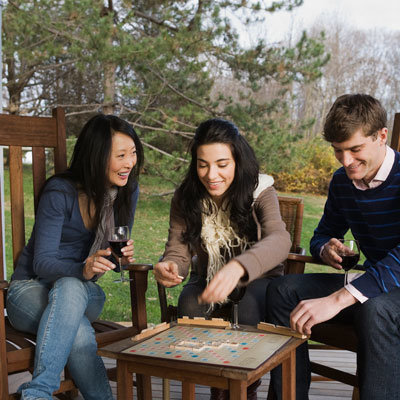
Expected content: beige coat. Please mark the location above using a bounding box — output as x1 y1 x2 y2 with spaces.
162 185 291 284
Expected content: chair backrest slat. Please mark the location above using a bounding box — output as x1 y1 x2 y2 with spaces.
9 146 25 267
32 147 47 214
52 108 67 173
390 113 400 152
0 195 4 281
278 196 304 252
0 108 67 274
0 115 58 147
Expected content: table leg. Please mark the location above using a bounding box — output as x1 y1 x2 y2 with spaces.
182 381 195 399
282 349 296 400
136 373 152 400
117 360 133 400
229 379 247 399
162 378 171 400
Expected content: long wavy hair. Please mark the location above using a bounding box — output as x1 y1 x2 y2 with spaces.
178 118 259 246
56 114 144 228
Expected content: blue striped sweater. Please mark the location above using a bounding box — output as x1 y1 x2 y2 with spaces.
310 151 400 298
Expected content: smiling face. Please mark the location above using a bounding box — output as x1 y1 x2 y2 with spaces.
332 128 387 184
196 143 236 206
107 132 137 187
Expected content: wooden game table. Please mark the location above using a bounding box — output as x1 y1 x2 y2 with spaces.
98 320 306 400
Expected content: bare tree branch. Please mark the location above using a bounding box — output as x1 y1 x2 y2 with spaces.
133 9 178 32
131 121 194 139
140 140 189 163
187 0 203 31
147 107 197 130
147 66 219 116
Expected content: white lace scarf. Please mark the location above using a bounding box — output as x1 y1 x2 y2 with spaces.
201 199 251 289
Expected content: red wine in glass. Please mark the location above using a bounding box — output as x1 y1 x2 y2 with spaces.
340 254 360 271
109 226 131 283
228 285 246 329
338 239 360 286
108 239 128 258
228 286 246 302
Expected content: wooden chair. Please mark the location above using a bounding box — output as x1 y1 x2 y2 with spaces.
279 112 400 400
0 108 153 399
156 195 304 400
157 195 305 323
283 252 360 398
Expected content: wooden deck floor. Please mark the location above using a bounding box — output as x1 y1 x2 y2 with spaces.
9 349 356 399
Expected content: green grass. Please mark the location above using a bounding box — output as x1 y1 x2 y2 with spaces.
99 188 329 324
3 170 333 325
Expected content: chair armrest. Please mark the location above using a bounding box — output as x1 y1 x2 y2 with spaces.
96 325 138 347
286 253 365 268
124 263 153 272
294 246 307 256
124 263 153 331
0 281 8 311
0 280 9 290
285 253 326 274
287 253 316 263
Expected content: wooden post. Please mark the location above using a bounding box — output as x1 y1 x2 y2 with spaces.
182 382 195 400
282 349 296 400
229 379 247 399
116 360 133 400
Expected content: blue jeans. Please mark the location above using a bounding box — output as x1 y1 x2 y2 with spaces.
6 277 113 400
266 273 400 400
178 272 272 325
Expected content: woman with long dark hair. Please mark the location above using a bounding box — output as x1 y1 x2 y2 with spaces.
154 118 291 400
6 114 143 400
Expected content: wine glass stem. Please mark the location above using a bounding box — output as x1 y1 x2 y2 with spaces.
344 271 348 286
232 302 239 329
119 258 124 281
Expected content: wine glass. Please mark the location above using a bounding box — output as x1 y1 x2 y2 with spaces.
109 226 131 283
228 285 246 330
338 239 360 286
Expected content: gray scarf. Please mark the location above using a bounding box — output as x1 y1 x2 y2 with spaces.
88 188 118 257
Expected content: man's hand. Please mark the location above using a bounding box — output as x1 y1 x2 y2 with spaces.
290 288 358 335
321 238 349 270
154 260 183 287
199 260 246 304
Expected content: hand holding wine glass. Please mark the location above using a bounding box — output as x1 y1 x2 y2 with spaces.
338 239 360 286
109 225 131 283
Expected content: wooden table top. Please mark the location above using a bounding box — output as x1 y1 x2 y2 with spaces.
98 325 306 382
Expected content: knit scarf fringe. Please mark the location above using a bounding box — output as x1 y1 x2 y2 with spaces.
201 199 252 307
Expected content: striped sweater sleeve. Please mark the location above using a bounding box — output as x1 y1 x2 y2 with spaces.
313 156 400 298
351 246 400 297
310 179 349 260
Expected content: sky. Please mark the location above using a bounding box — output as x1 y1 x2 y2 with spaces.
239 0 400 44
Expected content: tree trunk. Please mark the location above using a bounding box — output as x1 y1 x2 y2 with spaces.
102 0 116 115
103 62 116 115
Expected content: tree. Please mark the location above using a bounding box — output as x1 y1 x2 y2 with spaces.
291 15 400 136
3 0 328 183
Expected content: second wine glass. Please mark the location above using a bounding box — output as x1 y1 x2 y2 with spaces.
228 285 246 330
338 239 360 286
109 226 131 283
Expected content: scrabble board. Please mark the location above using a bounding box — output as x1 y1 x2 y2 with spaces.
123 324 291 370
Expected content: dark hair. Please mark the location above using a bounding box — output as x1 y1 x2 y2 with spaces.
177 118 259 245
323 94 387 143
59 114 144 228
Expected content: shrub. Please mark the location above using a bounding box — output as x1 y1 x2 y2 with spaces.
272 137 338 194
